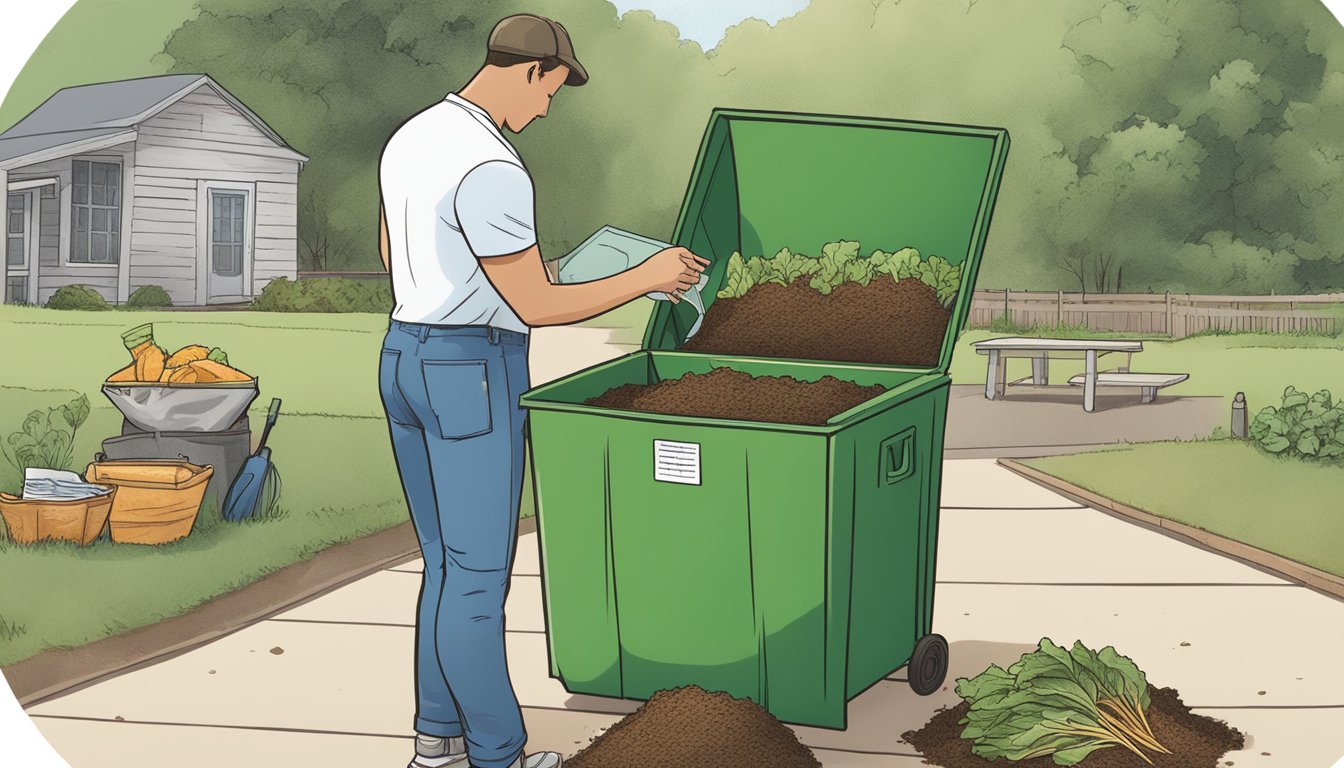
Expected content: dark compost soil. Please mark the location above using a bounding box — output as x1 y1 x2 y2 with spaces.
682 275 951 367
902 686 1245 768
566 685 822 768
584 367 886 425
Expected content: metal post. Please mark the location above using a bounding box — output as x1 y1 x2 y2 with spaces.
1231 392 1248 439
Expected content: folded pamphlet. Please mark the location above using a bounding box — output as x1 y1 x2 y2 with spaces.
22 468 111 502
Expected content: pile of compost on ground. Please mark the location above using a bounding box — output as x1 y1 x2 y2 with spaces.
566 685 822 768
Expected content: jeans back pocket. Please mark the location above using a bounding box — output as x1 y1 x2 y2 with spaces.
421 359 493 440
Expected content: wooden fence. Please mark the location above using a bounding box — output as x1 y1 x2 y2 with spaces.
969 290 1344 338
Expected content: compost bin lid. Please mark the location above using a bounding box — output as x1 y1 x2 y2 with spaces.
644 109 1010 374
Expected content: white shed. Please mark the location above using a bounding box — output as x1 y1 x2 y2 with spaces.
0 74 307 306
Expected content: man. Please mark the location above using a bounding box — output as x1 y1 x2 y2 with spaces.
377 14 708 768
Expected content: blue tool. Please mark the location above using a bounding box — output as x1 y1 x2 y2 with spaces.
220 398 281 522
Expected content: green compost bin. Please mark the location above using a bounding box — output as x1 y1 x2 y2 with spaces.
520 109 1009 729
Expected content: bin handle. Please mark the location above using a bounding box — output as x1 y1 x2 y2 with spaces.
880 428 916 486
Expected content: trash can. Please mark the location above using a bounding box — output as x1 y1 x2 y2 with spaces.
98 414 251 518
520 109 1009 728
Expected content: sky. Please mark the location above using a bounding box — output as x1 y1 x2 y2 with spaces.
613 0 812 49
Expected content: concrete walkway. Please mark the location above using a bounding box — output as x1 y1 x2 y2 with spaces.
22 460 1344 767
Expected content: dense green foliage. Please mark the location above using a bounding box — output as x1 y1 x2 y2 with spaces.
251 276 392 313
126 284 174 308
45 284 111 311
956 638 1166 765
718 242 962 307
1250 386 1344 460
5 0 1340 292
1 395 90 477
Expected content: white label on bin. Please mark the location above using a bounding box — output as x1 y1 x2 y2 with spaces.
654 440 701 485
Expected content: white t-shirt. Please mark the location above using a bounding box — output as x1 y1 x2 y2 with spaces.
380 93 535 333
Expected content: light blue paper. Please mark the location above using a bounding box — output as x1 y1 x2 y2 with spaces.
555 226 708 338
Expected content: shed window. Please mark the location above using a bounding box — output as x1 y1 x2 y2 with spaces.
6 193 23 267
70 159 121 264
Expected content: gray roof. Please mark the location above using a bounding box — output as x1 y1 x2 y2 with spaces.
2 74 206 139
0 74 303 169
0 128 134 165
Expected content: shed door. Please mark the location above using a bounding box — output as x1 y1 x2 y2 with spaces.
208 190 248 302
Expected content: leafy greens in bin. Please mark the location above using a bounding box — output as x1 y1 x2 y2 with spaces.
955 638 1170 766
716 241 963 307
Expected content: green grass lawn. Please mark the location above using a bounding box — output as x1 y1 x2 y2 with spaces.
955 327 1343 581
1022 440 1344 579
4 304 1339 666
0 306 534 666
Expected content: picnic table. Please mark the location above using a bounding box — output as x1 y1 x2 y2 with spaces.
973 337 1147 412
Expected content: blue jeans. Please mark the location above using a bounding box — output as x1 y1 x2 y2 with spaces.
379 319 530 768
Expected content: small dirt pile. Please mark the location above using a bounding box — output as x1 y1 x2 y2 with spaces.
902 686 1244 768
566 685 821 768
585 368 886 425
683 275 950 366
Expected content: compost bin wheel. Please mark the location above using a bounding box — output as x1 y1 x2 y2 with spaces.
908 633 949 696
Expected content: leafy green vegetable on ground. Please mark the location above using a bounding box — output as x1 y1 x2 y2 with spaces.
1 395 90 477
716 241 962 306
1250 386 1344 460
956 638 1169 766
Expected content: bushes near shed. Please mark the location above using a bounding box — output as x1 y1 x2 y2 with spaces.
46 285 112 311
126 285 174 308
252 276 392 313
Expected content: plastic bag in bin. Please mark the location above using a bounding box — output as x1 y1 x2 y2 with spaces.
103 381 258 433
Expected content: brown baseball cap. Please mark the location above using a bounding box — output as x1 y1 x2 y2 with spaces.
488 14 589 87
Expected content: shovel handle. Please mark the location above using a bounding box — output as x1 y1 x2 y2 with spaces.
255 398 281 454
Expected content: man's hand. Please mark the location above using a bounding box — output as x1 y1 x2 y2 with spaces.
478 244 710 327
639 247 710 303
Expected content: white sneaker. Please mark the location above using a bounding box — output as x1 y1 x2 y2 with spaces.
498 752 562 768
409 734 468 768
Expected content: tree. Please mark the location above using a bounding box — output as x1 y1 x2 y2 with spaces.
148 0 1343 292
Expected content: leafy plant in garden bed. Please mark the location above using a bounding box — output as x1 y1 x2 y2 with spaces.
1 395 91 480
1250 386 1344 460
717 240 962 308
